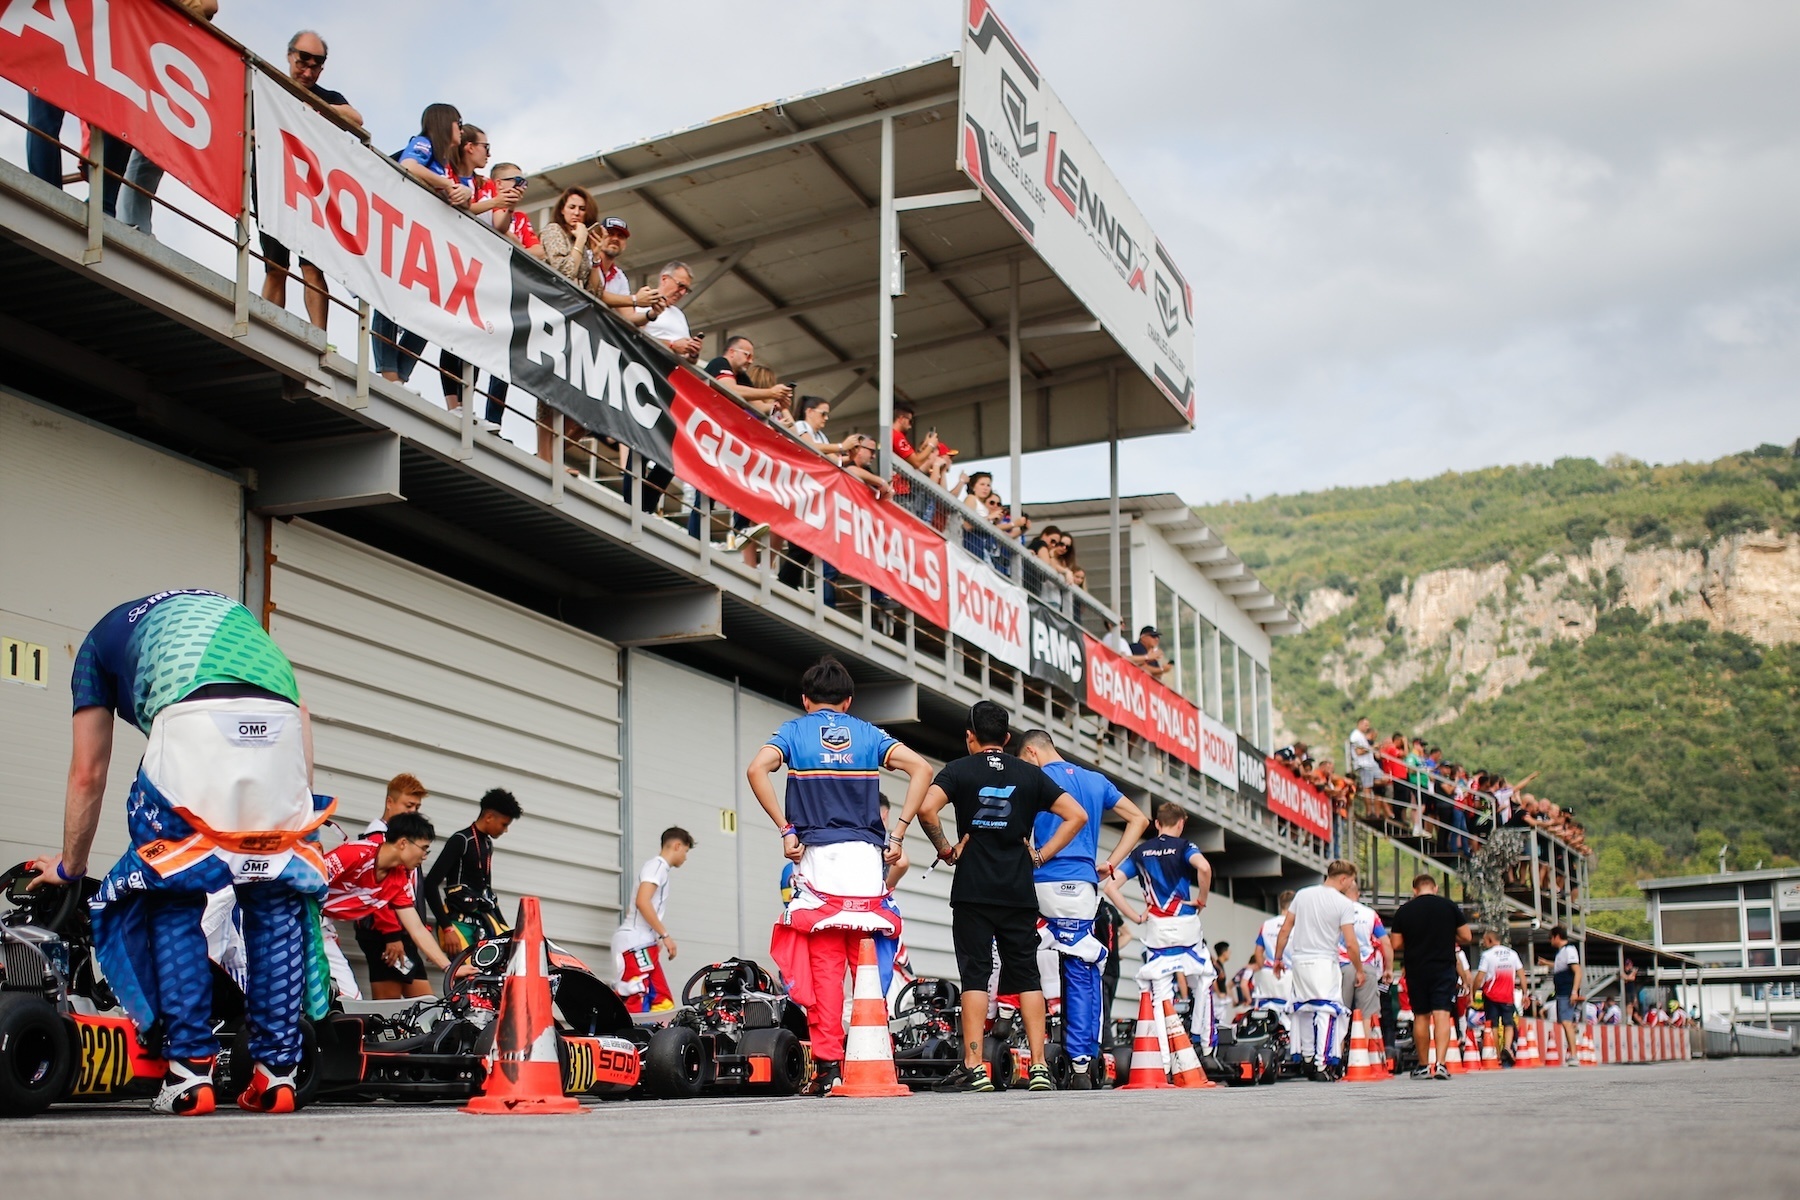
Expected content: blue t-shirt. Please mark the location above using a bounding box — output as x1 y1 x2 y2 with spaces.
764 710 899 848
71 591 299 733
1119 834 1204 918
1032 760 1121 884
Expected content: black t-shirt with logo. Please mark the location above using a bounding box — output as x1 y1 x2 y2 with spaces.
934 749 1066 909
1389 892 1468 980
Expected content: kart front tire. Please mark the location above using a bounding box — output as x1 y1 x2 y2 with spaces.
643 1025 703 1099
0 994 75 1116
981 1035 1011 1092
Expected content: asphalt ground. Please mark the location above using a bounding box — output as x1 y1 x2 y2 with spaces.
5 1056 1795 1200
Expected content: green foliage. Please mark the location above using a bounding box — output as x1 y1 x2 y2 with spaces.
1198 448 1800 868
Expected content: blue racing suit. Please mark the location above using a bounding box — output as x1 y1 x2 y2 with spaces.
1032 760 1121 1064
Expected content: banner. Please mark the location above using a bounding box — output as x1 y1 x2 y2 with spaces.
668 372 949 625
1199 712 1237 790
1265 758 1332 840
509 253 678 465
1082 634 1200 769
948 548 1028 670
1026 597 1084 695
1 0 246 214
1236 735 1267 806
959 1 1194 420
251 73 511 379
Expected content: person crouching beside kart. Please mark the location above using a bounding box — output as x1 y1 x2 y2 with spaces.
749 657 934 1095
612 827 692 1013
1101 802 1216 1052
29 590 334 1116
322 813 456 1000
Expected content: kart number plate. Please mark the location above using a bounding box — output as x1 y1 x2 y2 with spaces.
562 1036 640 1094
73 1017 134 1096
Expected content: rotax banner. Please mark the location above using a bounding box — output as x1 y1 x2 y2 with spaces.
251 73 511 380
1265 757 1332 840
1 0 246 214
947 548 1028 670
1081 633 1200 769
668 370 948 626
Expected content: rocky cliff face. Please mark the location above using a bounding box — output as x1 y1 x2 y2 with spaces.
1308 530 1800 724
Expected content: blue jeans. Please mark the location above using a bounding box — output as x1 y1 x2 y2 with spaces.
118 151 163 234
26 97 130 215
371 311 428 381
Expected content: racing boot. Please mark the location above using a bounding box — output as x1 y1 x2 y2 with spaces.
237 1061 299 1113
1067 1057 1094 1091
151 1056 217 1116
1026 1062 1055 1091
813 1060 842 1097
933 1062 995 1093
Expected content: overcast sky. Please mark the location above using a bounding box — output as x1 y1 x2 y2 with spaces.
6 1 1796 505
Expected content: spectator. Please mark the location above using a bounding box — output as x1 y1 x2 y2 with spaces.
115 0 219 235
1541 925 1584 1066
435 124 508 423
541 186 596 285
1102 620 1131 656
1128 626 1175 682
25 99 129 221
962 471 994 514
259 30 364 331
778 396 849 601
641 262 702 362
584 216 661 324
1620 958 1640 1022
1472 928 1524 1064
1340 878 1393 1027
889 402 939 496
373 104 470 383
1598 996 1621 1025
706 336 794 414
1348 716 1381 791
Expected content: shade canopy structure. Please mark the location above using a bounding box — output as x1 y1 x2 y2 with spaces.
527 43 1195 474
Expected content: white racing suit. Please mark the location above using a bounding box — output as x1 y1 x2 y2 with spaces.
1135 910 1216 1054
1288 957 1350 1070
1034 880 1108 1062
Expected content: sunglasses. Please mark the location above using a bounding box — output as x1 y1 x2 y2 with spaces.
292 51 326 68
499 175 527 189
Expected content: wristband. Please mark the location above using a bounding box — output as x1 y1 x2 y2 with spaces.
55 861 83 883
780 825 797 838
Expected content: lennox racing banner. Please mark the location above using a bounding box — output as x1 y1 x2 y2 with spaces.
1 0 246 214
1265 758 1333 840
959 0 1194 419
1082 634 1200 769
251 74 512 380
947 548 1028 670
669 371 948 625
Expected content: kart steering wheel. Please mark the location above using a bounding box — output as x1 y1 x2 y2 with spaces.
0 861 86 934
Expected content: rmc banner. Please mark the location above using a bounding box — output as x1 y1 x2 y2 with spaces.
1 0 246 215
1026 597 1085 695
959 0 1195 420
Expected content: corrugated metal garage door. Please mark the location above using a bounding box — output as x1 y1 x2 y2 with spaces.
0 390 242 871
268 520 623 968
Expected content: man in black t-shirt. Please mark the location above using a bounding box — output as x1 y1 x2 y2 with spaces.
920 701 1086 1092
1387 873 1473 1079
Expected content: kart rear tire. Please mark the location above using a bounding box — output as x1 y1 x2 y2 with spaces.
740 1027 805 1096
217 1019 320 1110
1255 1045 1279 1085
0 994 74 1116
1044 1042 1073 1090
643 1025 703 1099
981 1035 1011 1092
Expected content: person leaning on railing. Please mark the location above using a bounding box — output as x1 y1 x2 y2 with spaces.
373 103 470 384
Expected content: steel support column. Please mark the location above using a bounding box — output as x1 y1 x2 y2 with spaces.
877 115 896 481
1008 258 1022 514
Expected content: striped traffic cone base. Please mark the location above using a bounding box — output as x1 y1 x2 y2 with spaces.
1119 991 1172 1090
1343 1010 1382 1082
1160 997 1214 1088
462 897 585 1114
831 936 911 1097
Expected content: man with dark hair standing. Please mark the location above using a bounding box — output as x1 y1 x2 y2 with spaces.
1018 729 1148 1087
1388 873 1473 1079
1543 925 1585 1066
920 702 1088 1092
322 812 456 1001
613 826 694 1014
749 657 933 1094
422 788 521 955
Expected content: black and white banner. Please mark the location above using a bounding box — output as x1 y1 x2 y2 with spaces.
1026 597 1086 695
508 255 678 465
1236 734 1267 807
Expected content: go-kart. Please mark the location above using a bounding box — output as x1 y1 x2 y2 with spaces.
889 977 1088 1090
641 958 810 1098
0 862 643 1114
1209 1006 1286 1086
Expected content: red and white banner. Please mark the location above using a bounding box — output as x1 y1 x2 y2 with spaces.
1082 634 1201 769
1198 712 1236 790
1265 758 1333 840
947 548 1028 670
669 372 948 625
0 0 245 214
251 73 512 378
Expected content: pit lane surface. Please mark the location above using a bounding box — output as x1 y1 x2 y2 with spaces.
7 1057 1794 1199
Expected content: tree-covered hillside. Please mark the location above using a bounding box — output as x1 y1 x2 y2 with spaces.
1194 446 1800 911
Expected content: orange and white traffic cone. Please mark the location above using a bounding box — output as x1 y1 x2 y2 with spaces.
462 897 584 1114
830 937 911 1098
1119 990 1172 1090
1480 1028 1500 1070
1444 1028 1466 1074
1543 1021 1564 1067
1160 997 1214 1088
1579 1023 1598 1067
1462 1027 1481 1070
1343 1010 1381 1082
1514 1019 1541 1069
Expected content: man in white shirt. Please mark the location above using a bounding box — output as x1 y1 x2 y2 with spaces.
612 827 693 1012
1472 928 1524 1063
1347 717 1380 790
1339 880 1392 1026
640 261 702 361
1275 861 1363 1078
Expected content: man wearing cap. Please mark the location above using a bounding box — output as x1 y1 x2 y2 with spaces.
1127 627 1174 682
585 216 661 326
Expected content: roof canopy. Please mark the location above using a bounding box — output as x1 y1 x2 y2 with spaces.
529 45 1194 462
